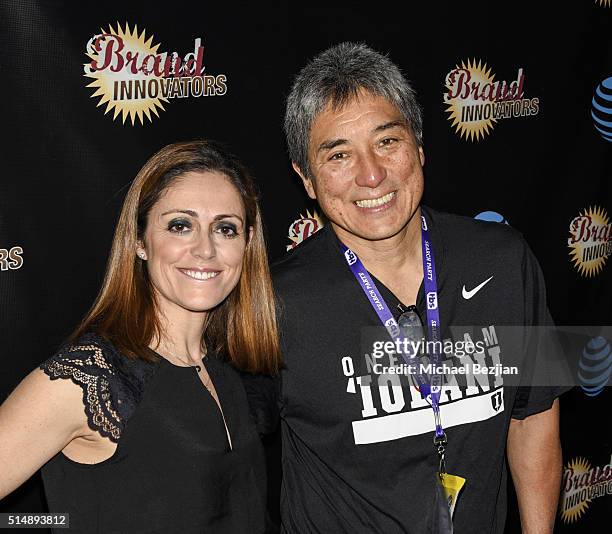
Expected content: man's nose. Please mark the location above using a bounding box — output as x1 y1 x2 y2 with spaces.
354 149 386 188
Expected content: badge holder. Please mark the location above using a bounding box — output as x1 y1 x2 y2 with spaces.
434 432 465 528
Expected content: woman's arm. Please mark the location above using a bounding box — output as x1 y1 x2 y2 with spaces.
240 372 281 436
0 369 88 499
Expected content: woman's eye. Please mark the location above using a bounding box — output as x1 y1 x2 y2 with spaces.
215 223 238 238
168 219 191 234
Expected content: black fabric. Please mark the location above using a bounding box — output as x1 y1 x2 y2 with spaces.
431 477 454 534
270 206 566 534
240 371 281 437
39 333 268 534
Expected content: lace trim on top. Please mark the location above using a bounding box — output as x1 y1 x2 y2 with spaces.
40 340 123 443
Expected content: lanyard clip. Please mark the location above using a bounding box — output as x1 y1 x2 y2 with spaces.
434 432 447 474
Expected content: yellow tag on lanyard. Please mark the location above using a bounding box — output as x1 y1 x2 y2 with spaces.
437 472 466 519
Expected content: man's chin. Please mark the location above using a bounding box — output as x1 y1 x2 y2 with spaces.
330 207 423 243
337 222 409 242
357 229 406 242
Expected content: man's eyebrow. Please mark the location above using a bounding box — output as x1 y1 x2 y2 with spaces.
316 121 409 153
373 120 409 133
317 138 348 153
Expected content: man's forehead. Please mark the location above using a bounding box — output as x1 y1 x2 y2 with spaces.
309 93 408 144
320 90 400 118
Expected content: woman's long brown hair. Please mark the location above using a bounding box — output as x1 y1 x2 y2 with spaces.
70 140 281 375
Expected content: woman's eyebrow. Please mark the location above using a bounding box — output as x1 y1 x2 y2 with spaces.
160 210 244 224
214 213 244 224
160 209 198 217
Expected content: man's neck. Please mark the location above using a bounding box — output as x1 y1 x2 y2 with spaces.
331 208 424 304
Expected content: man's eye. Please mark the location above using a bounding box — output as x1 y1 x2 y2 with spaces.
329 152 346 161
215 223 238 238
168 219 191 234
380 138 397 147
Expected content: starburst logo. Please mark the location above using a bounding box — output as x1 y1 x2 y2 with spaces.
568 206 612 277
560 455 612 524
84 23 227 125
560 457 593 523
444 60 497 141
286 210 325 250
443 59 539 141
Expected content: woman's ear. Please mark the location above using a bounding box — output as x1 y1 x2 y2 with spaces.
136 241 147 260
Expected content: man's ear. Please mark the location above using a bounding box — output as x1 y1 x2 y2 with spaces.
418 146 425 167
292 162 317 200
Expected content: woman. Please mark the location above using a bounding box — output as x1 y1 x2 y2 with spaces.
0 140 281 533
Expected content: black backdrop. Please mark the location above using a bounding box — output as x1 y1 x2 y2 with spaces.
1 1 611 532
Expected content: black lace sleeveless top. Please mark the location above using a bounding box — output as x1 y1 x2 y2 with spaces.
39 333 268 534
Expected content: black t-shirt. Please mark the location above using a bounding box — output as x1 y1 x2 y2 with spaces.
271 206 565 534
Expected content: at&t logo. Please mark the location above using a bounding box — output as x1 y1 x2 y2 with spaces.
578 336 612 397
474 211 509 225
591 76 612 142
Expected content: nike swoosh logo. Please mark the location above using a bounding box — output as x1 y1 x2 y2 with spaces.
462 276 494 299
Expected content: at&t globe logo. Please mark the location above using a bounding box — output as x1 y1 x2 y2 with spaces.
591 77 612 142
578 336 612 397
474 211 509 225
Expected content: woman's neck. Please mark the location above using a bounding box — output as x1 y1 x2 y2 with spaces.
153 304 208 365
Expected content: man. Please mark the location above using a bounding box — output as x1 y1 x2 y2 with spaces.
273 42 563 533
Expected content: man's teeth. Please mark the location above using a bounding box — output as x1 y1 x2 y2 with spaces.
355 191 395 208
184 270 220 280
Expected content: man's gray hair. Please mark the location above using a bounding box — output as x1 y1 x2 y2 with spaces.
284 42 423 178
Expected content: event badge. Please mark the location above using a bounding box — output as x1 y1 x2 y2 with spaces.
438 472 466 519
432 472 466 533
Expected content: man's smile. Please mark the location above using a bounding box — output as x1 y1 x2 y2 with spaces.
354 191 396 209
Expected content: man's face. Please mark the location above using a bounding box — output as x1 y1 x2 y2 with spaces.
296 92 425 242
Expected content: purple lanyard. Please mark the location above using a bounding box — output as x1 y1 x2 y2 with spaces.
339 214 445 439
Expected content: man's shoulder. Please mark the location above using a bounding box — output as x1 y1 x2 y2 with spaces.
427 206 528 260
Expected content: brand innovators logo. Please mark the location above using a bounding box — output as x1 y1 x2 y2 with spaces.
592 76 612 142
560 455 612 524
84 23 227 125
0 246 23 271
568 206 612 277
286 210 324 251
578 337 612 397
444 59 539 141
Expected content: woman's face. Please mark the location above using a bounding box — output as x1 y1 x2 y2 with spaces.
138 171 248 319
